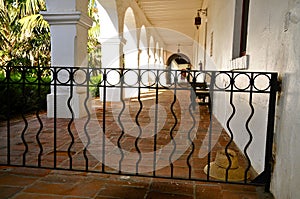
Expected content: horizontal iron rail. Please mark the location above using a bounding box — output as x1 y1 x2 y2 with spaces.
0 66 277 93
0 163 267 187
0 65 279 192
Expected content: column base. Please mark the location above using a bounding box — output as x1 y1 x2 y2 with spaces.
99 87 123 102
47 92 91 118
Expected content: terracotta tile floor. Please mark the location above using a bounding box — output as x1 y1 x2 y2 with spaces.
0 166 273 199
0 89 274 198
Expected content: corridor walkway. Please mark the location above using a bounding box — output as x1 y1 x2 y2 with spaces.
0 89 273 198
0 166 272 199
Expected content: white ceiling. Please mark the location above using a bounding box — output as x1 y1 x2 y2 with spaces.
137 0 204 46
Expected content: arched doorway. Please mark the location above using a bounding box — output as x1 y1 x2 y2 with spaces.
148 36 155 69
97 0 123 101
166 53 191 84
123 7 138 69
139 25 148 69
139 25 150 91
97 0 120 68
123 7 138 98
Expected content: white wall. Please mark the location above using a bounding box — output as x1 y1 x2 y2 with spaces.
243 0 300 198
203 0 235 70
247 0 300 198
201 0 268 171
202 0 300 198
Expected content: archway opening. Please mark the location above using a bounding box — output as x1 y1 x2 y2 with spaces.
97 0 120 68
148 36 155 69
166 53 191 84
123 7 138 98
139 25 148 69
123 7 138 69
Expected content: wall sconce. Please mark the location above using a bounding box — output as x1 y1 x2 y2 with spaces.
195 8 207 29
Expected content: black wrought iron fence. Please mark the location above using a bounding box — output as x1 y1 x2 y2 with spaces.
0 66 279 192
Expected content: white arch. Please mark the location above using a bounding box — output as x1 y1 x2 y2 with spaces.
138 26 150 91
139 25 148 69
123 7 138 98
159 47 164 67
155 43 165 70
97 0 119 39
155 43 167 85
123 7 138 69
97 0 122 101
149 36 155 69
97 0 120 68
155 42 160 68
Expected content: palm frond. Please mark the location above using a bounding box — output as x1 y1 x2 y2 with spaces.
0 0 4 11
19 0 46 18
89 22 100 38
88 0 96 17
19 14 49 39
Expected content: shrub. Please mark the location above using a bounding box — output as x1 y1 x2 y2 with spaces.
0 70 102 120
89 74 102 97
0 71 51 120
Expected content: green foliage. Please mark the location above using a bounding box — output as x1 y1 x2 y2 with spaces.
0 0 100 68
88 0 101 68
89 74 102 97
0 69 102 120
0 0 50 67
0 0 102 118
0 69 51 120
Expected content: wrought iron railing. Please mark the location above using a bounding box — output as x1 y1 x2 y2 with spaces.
0 66 279 191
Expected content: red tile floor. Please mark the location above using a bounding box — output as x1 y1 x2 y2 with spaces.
0 166 273 199
0 89 274 198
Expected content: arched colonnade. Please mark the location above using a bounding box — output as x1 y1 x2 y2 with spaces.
42 0 194 117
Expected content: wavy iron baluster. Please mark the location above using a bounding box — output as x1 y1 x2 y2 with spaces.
169 73 178 178
6 66 11 165
36 66 44 167
225 72 236 182
206 71 215 181
83 68 91 171
153 70 159 176
102 71 107 172
21 67 29 166
187 72 196 179
135 69 142 175
67 68 75 170
244 73 254 183
117 69 125 173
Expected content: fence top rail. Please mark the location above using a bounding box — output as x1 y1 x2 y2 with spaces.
0 65 278 74
0 66 278 93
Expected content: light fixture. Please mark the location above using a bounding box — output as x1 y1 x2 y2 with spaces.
177 44 181 53
195 8 207 29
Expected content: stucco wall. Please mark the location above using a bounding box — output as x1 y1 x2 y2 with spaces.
201 0 300 198
243 0 300 198
200 0 235 70
201 0 268 173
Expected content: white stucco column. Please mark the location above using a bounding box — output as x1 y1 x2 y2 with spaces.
99 37 125 101
42 0 93 118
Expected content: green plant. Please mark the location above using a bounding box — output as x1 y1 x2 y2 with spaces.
88 0 101 68
0 70 51 120
0 0 50 67
89 74 102 97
